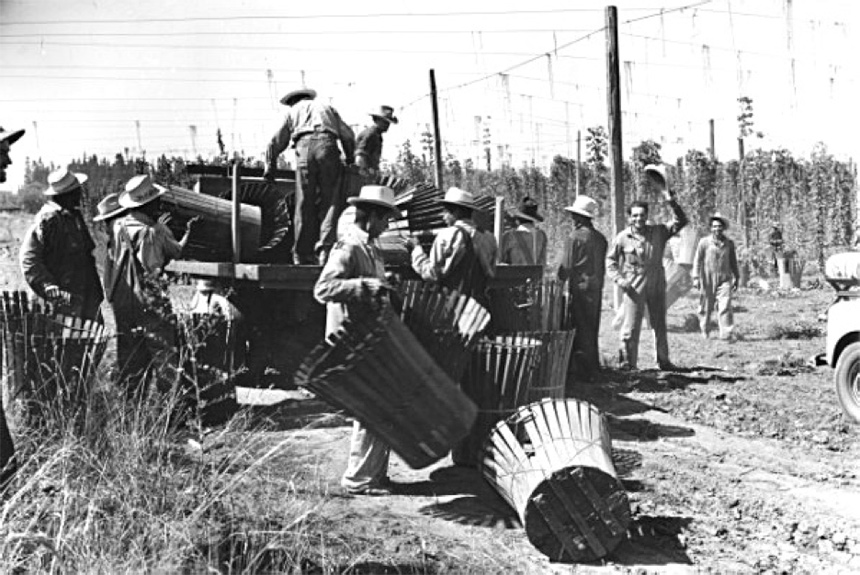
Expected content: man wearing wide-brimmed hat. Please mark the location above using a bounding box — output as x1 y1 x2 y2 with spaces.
0 126 24 490
409 187 497 307
265 87 356 265
355 105 398 184
692 212 739 340
0 126 25 185
108 174 199 388
19 167 104 320
93 192 128 296
558 195 608 380
606 164 688 371
314 185 400 496
500 196 547 266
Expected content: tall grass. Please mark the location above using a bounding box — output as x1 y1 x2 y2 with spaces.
0 356 307 573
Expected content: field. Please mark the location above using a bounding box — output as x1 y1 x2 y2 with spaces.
1 209 860 573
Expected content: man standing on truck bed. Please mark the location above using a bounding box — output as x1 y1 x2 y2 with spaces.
355 105 398 186
264 88 356 266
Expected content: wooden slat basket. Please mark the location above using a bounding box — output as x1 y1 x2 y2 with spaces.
295 304 477 469
482 398 631 563
452 334 543 467
0 291 110 425
396 280 490 382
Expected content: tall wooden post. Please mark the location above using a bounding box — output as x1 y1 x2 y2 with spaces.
429 69 444 190
494 197 505 262
709 119 715 160
231 161 242 264
605 6 624 237
576 129 582 197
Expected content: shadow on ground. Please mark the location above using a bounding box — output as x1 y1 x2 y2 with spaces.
608 415 695 442
407 466 520 529
604 515 694 566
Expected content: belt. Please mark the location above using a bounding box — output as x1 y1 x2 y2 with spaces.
295 128 336 143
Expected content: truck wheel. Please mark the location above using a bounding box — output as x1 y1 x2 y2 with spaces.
834 342 860 423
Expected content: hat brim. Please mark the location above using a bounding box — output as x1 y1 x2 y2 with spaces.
119 183 168 208
564 206 595 218
0 129 25 146
93 206 128 222
710 216 729 229
370 113 398 125
643 167 667 189
514 209 543 223
280 89 317 106
440 199 476 211
44 172 88 196
347 196 402 218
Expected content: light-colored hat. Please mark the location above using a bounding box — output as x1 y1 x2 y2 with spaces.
347 185 401 217
643 164 667 189
564 195 599 219
370 105 399 125
440 187 476 210
45 167 88 196
93 192 127 222
0 126 25 146
280 88 317 107
119 174 167 208
710 212 730 229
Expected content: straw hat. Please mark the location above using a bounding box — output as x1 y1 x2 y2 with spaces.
513 196 543 222
347 185 401 217
564 195 599 219
280 88 317 107
370 105 399 125
643 164 667 189
45 167 88 196
93 192 127 222
439 187 477 210
710 212 730 229
119 174 167 208
0 126 25 145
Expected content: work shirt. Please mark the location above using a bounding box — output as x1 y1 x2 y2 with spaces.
114 211 182 274
314 226 386 337
557 223 608 294
606 200 688 294
19 201 104 310
500 223 547 266
266 99 356 170
692 235 739 286
411 219 497 284
355 125 384 171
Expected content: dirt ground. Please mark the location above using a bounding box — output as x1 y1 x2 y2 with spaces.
3 211 860 573
227 286 860 574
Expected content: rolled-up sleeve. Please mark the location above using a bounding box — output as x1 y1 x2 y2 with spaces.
412 228 464 282
265 114 294 170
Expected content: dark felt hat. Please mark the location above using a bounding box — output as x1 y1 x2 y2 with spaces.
513 196 543 223
280 88 317 107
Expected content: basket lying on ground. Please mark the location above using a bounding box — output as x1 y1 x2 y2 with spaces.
396 280 491 382
482 398 631 563
452 334 543 467
295 304 477 469
0 291 110 425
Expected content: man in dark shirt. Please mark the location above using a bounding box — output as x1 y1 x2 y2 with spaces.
19 167 104 320
355 105 398 185
557 195 608 379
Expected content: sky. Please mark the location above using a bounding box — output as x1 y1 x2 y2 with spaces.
1 0 858 191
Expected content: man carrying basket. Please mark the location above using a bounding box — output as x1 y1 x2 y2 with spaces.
314 185 400 496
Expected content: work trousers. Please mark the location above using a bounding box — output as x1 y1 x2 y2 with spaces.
0 400 15 490
568 287 603 379
341 420 390 491
699 280 734 338
115 313 177 399
294 134 344 264
618 279 670 369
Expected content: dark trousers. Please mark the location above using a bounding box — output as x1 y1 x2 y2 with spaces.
0 399 15 490
294 134 343 263
115 314 176 398
569 287 603 376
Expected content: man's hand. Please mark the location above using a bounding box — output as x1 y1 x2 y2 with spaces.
616 277 632 291
403 236 418 252
355 155 369 170
185 216 202 233
44 286 72 305
361 278 393 301
262 166 275 183
158 212 172 227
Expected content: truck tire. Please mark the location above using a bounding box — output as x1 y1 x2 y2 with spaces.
834 341 860 423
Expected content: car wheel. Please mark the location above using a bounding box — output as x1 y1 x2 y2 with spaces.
834 341 860 423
